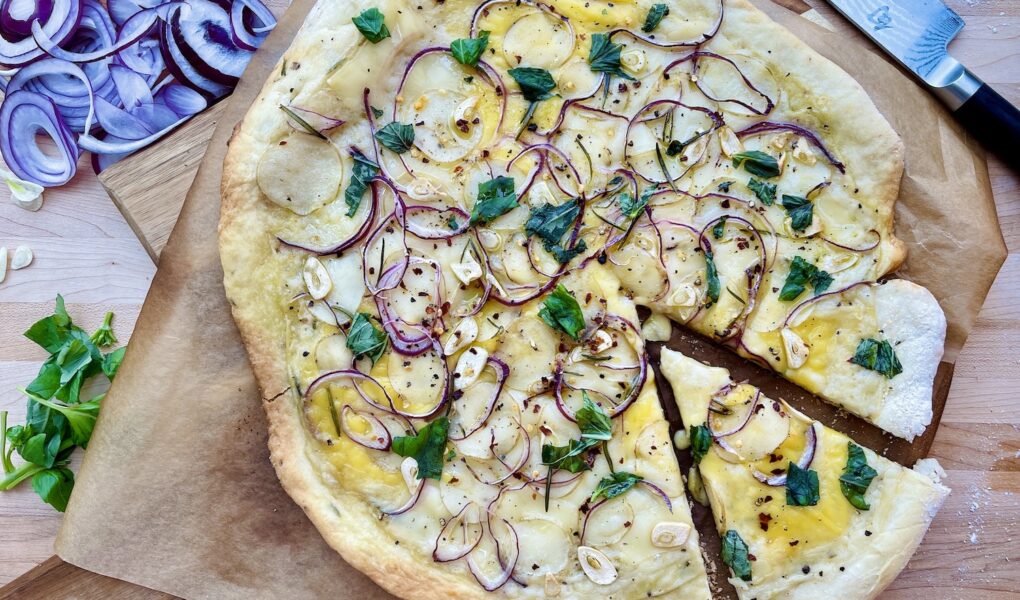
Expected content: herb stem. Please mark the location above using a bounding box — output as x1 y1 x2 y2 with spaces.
0 412 11 474
516 102 539 140
544 466 553 511
655 144 679 194
603 440 615 474
0 461 43 491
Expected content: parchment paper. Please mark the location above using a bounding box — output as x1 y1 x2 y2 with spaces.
54 0 1006 598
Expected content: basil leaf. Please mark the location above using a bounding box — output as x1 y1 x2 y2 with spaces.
102 346 126 379
576 393 612 441
690 424 712 464
344 149 379 217
346 313 388 365
781 194 814 232
732 150 780 178
747 177 776 205
642 3 670 32
538 284 585 341
712 217 726 240
352 8 390 44
785 462 820 506
31 467 74 512
850 338 903 379
526 200 581 249
371 106 384 119
392 417 449 480
704 251 720 306
24 295 75 353
451 30 489 66
470 176 518 225
721 529 752 582
508 67 556 102
374 121 415 154
26 362 61 401
840 442 878 510
779 256 832 301
617 192 648 219
547 240 587 264
541 438 596 473
717 180 733 193
590 471 642 503
587 33 635 81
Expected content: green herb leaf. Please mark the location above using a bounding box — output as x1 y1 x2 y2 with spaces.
721 530 752 582
89 312 118 347
785 462 820 506
587 33 635 81
704 251 720 306
346 313 388 365
470 176 518 225
590 471 642 503
526 200 581 249
24 295 73 353
732 150 780 178
450 30 489 66
392 417 449 480
850 338 903 379
102 346 126 379
371 106 384 119
840 442 877 510
538 284 585 341
712 217 727 240
344 149 379 217
374 121 415 154
31 467 74 512
717 180 733 193
541 438 596 473
690 424 712 464
352 8 390 44
779 256 833 301
747 177 776 205
508 67 557 102
576 393 612 441
642 3 670 32
781 194 814 232
617 192 648 219
547 240 587 264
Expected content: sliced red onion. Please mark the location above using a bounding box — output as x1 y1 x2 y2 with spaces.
169 0 252 85
0 0 80 67
625 99 723 185
158 5 231 98
383 458 426 516
363 209 410 294
639 480 673 512
697 214 767 337
229 0 275 51
783 281 870 329
155 82 207 117
467 515 519 591
707 387 758 438
278 181 377 255
7 57 98 132
0 90 79 186
433 503 484 561
820 229 881 253
449 358 510 441
32 5 161 63
339 405 392 450
736 121 846 173
283 103 344 137
664 51 774 116
607 0 723 48
752 421 819 486
402 204 470 240
464 418 531 486
375 257 444 356
304 369 395 413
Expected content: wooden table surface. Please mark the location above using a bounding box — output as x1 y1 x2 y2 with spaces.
0 0 1018 596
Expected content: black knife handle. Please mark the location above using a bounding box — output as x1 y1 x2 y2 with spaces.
954 83 1020 172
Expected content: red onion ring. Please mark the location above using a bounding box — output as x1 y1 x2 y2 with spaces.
383 458 427 516
0 0 81 67
606 0 724 48
736 121 846 173
467 514 519 591
783 281 870 329
819 229 881 253
664 51 775 116
304 369 395 414
339 405 392 451
751 421 819 486
433 503 484 561
363 211 409 295
624 99 723 185
449 357 510 441
32 5 162 63
0 90 80 185
277 180 378 255
707 387 759 438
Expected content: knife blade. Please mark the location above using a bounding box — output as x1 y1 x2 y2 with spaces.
823 0 1020 170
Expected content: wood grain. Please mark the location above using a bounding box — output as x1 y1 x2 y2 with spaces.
0 0 1017 597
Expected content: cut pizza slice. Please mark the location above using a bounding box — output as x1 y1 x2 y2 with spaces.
658 348 949 600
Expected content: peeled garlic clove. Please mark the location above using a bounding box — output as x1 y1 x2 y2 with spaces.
586 329 613 355
0 247 7 283
1 166 44 212
454 346 488 390
819 251 858 274
401 457 419 491
670 282 699 307
303 256 332 300
673 428 691 450
718 126 743 157
10 245 32 270
444 317 478 355
781 327 809 369
452 253 483 285
577 546 617 585
651 522 692 548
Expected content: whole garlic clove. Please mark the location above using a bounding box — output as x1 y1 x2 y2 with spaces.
577 546 617 585
0 247 7 283
1 166 44 212
302 256 332 300
453 346 488 390
443 317 479 355
10 245 32 270
781 327 809 369
651 522 692 548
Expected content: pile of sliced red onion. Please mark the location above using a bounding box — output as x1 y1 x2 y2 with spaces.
0 0 276 186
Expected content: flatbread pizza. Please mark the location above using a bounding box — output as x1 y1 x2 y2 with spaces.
218 0 949 596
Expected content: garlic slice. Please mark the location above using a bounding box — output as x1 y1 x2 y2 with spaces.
302 256 332 300
10 246 32 270
781 327 809 369
454 346 489 390
444 317 478 355
587 329 613 355
620 48 646 74
452 253 483 285
651 522 692 548
401 457 419 492
792 137 817 165
577 546 617 585
718 126 742 157
0 247 7 284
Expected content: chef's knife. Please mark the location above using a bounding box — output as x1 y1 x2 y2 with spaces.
822 0 1020 170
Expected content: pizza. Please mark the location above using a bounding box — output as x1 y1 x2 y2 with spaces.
218 0 949 596
658 348 950 599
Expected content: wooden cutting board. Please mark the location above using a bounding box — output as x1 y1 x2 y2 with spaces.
0 1 879 598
